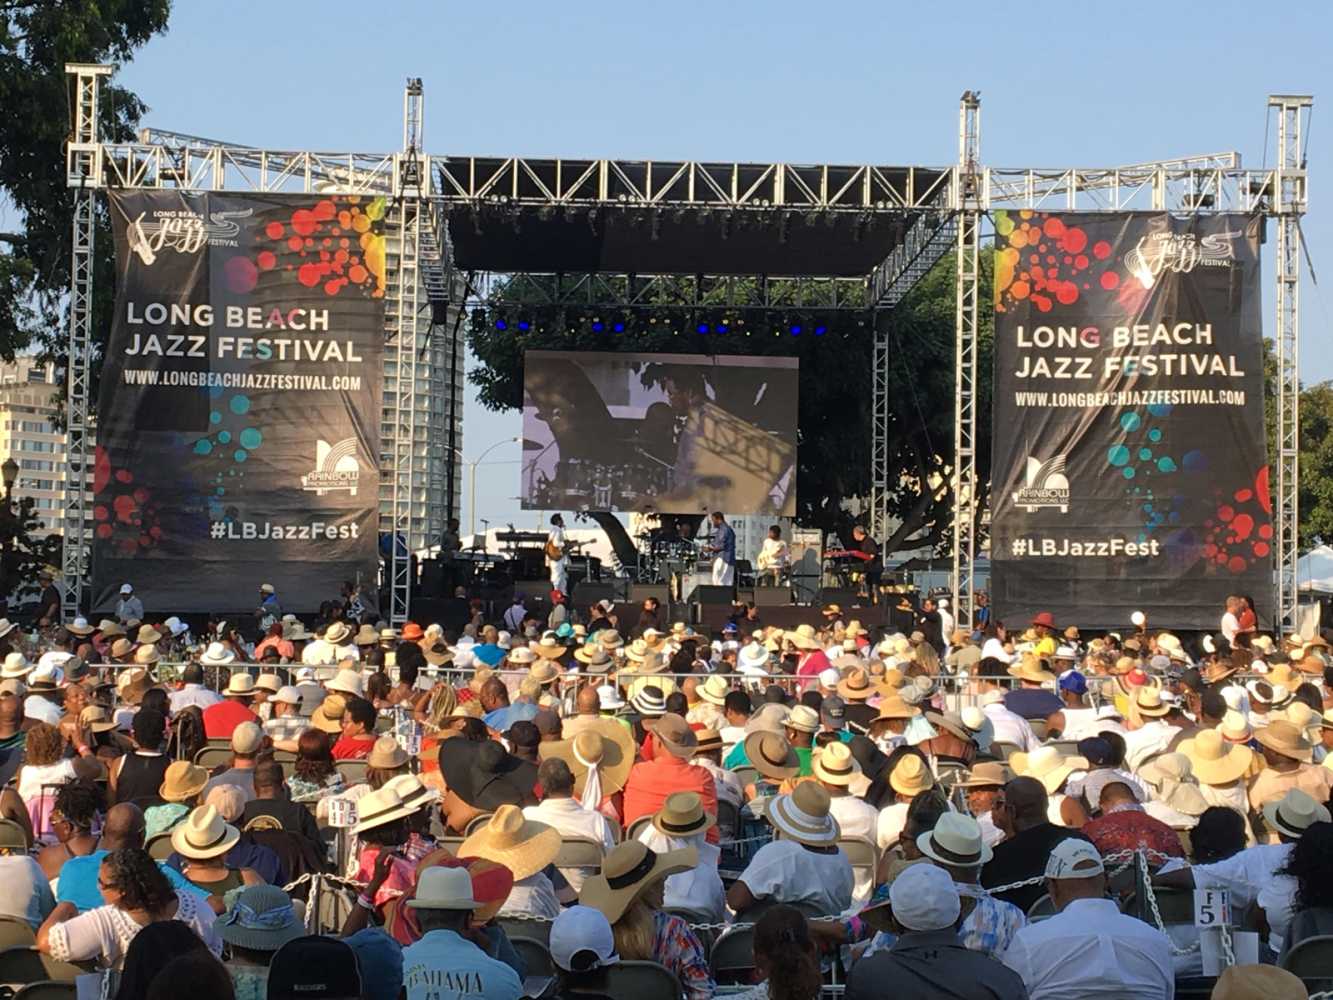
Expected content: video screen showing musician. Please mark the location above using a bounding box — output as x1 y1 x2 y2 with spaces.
521 350 798 515
755 524 790 587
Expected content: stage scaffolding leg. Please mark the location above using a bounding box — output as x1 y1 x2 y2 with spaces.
62 64 111 620
869 315 890 541
1272 94 1312 632
952 92 981 630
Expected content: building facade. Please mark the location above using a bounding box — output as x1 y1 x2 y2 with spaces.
0 360 67 536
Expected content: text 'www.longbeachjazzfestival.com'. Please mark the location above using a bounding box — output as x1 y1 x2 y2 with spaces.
122 370 362 391
1013 388 1246 408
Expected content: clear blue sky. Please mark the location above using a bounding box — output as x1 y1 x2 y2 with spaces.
116 0 1331 529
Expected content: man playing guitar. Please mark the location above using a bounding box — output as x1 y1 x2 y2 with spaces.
546 513 570 593
755 524 790 587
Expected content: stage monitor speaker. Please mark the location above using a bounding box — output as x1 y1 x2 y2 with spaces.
753 587 790 608
573 581 617 607
687 585 735 606
630 584 670 605
819 588 859 610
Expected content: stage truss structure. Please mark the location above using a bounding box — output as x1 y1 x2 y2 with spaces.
61 65 1309 629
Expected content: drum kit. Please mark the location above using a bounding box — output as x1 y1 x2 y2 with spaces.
526 455 674 513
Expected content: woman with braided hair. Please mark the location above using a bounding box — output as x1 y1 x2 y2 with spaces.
729 905 823 1000
36 846 220 969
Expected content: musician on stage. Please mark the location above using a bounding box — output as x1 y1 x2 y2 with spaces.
849 524 882 603
546 513 569 593
707 511 736 588
755 524 790 588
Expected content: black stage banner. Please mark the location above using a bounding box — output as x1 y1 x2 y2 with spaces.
990 211 1269 630
94 192 384 612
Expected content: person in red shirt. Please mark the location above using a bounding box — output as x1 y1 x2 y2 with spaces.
331 697 378 760
621 713 718 844
1080 780 1185 860
201 672 260 740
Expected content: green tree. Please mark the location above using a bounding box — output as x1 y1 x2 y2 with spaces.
1298 381 1333 548
466 251 994 552
0 494 63 609
0 1 172 370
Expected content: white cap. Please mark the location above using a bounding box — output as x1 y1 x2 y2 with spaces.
549 905 619 973
888 863 960 932
1044 838 1105 879
818 668 841 689
119 583 133 595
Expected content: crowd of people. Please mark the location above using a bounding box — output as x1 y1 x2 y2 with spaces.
0 590 1327 999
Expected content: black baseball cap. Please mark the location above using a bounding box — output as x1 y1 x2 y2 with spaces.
821 695 847 728
267 935 362 999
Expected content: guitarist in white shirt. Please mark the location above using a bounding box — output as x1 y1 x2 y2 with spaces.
755 524 790 587
546 513 569 593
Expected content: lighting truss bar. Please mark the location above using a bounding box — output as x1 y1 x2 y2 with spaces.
985 165 1276 213
472 273 870 312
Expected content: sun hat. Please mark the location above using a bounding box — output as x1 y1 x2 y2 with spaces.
232 722 263 754
136 625 163 646
574 647 613 673
368 735 409 770
532 636 565 661
652 791 715 838
744 731 800 780
889 754 934 797
579 840 698 924
437 739 539 811
1130 685 1172 718
160 761 209 803
171 804 241 860
1008 745 1088 794
1045 837 1105 879
529 660 562 687
768 782 840 846
540 724 636 798
459 804 561 881
271 685 303 707
596 683 625 711
1008 654 1056 685
96 620 123 638
66 617 94 637
1211 965 1308 1000
837 668 876 702
875 694 917 720
0 654 28 680
550 905 620 973
382 774 436 813
812 741 861 786
958 761 1011 788
200 642 237 666
324 622 352 645
738 642 771 673
698 675 730 707
27 664 61 692
116 667 153 705
1030 611 1057 629
399 622 425 642
218 885 306 951
1254 719 1313 762
887 861 960 932
695 729 723 754
630 686 667 717
644 713 698 758
326 669 364 699
79 705 118 734
132 644 160 666
310 696 346 734
267 936 362 1000
916 811 992 869
405 865 484 911
1218 709 1253 744
786 626 820 651
253 673 283 695
596 629 625 652
1137 753 1209 817
350 786 420 835
784 705 820 735
1262 788 1331 840
224 672 257 698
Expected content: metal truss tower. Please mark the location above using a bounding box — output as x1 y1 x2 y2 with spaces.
1272 95 1312 631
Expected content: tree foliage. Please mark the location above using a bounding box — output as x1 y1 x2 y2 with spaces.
0 0 171 372
466 251 994 553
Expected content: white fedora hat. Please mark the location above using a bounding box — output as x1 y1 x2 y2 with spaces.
405 865 483 911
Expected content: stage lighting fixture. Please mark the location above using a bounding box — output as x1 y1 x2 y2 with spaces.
613 321 625 333
591 320 604 333
517 320 531 331
494 318 508 331
697 322 710 334
814 324 827 336
790 324 802 336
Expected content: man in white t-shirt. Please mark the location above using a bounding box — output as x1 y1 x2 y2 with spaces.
522 758 614 893
300 621 359 666
1220 595 1242 644
815 742 878 903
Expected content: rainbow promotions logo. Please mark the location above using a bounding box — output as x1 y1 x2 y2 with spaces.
301 438 361 497
1013 454 1070 514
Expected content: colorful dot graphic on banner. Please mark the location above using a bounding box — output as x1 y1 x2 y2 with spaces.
1202 467 1274 574
244 196 387 298
91 446 164 555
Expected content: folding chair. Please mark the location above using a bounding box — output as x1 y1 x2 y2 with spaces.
837 837 880 903
192 746 232 770
715 799 741 843
14 984 76 1000
463 813 494 836
1025 894 1057 921
730 766 758 790
1280 933 1333 980
511 936 554 977
497 916 551 948
335 760 369 786
564 961 681 1000
710 924 756 985
625 815 653 843
0 918 35 951
0 948 84 986
988 741 1020 761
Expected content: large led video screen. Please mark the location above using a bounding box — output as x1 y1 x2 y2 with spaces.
522 351 798 515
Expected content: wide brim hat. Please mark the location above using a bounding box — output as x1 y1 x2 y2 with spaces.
597 630 625 651
529 660 563 686
916 813 993 868
837 669 875 701
957 761 1011 788
353 625 378 647
652 791 715 838
217 885 306 951
1263 789 1332 840
459 804 561 881
324 622 353 645
201 644 237 666
424 643 454 667
66 619 95 637
738 644 770 672
351 786 423 836
698 675 730 707
539 721 635 797
874 695 916 720
225 673 257 697
171 805 241 860
438 738 539 812
744 730 800 780
310 696 346 734
79 706 119 734
1253 720 1314 763
811 743 861 786
1130 686 1172 718
579 841 698 924
1007 655 1057 685
160 761 209 803
368 735 410 770
574 646 613 672
533 638 566 660
1009 746 1088 794
889 754 934 797
768 784 840 846
786 630 820 651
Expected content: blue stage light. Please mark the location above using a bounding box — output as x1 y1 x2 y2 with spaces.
613 322 625 333
815 324 827 335
697 322 709 334
494 319 507 331
592 321 604 332
791 324 802 335
517 320 530 331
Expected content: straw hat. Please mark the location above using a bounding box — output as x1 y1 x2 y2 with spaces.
1180 728 1255 788
1263 788 1332 840
786 626 820 651
136 625 163 646
1131 685 1172 718
79 705 118 734
874 694 916 721
351 786 422 836
367 735 409 770
580 840 698 924
539 724 635 798
459 804 561 881
768 782 840 846
1211 965 1308 1000
159 761 209 804
96 620 124 638
66 617 95 637
1218 710 1253 744
1009 745 1088 794
171 804 240 860
597 630 625 651
529 660 562 687
405 865 484 912
812 742 861 786
1137 754 1209 817
132 644 160 666
652 791 715 838
738 643 771 672
533 636 566 661
200 642 237 666
916 812 993 868
225 673 257 698
352 624 378 647
1254 719 1314 763
889 754 934 797
310 696 346 734
697 675 730 707
784 705 820 735
634 651 667 676
744 731 800 780
505 647 536 667
1007 654 1056 685
837 668 875 702
958 761 1011 788
0 654 28 680
116 667 153 706
1268 663 1298 690
325 622 352 645
573 646 613 673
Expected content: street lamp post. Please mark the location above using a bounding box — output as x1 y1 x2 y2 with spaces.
466 436 520 538
0 458 18 613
